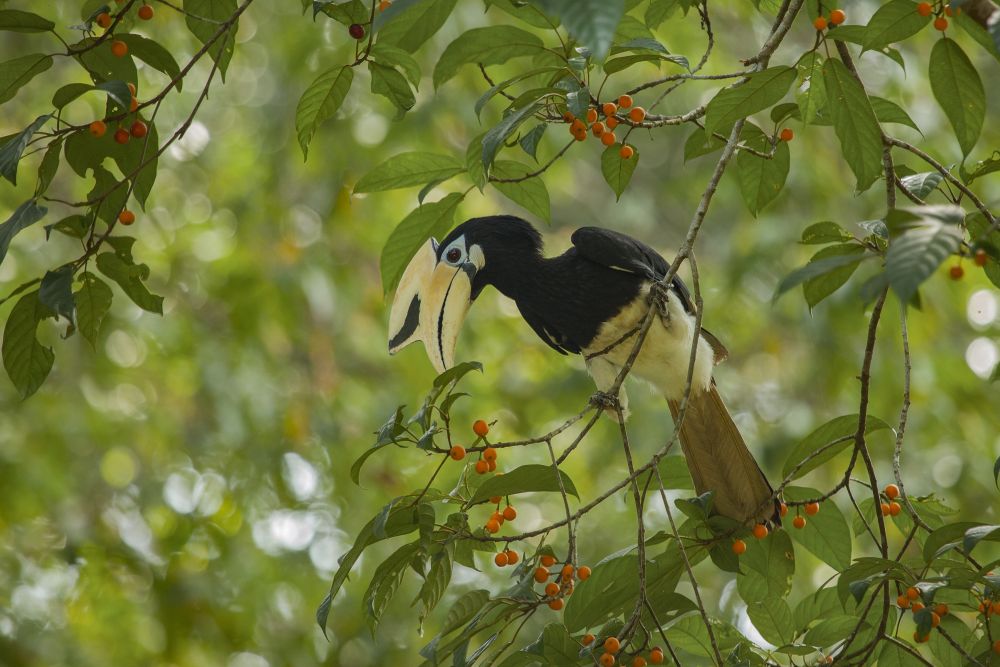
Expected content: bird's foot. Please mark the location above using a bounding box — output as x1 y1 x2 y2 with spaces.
648 281 671 322
589 391 629 422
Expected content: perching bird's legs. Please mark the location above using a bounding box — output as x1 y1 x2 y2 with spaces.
585 356 630 422
647 280 672 324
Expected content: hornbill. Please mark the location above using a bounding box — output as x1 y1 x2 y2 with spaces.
387 215 777 525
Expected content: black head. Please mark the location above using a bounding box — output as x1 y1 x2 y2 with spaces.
436 215 544 300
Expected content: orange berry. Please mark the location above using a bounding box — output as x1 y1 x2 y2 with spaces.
650 649 664 665
601 131 616 146
934 603 948 616
805 502 820 516
544 582 560 596
582 634 595 646
127 82 136 97
930 611 941 627
475 460 489 474
606 116 619 130
950 265 964 280
897 595 910 609
619 145 634 159
506 550 519 565
570 118 586 133
600 654 615 667
573 128 587 142
137 4 153 20
578 566 591 580
483 447 497 462
114 127 130 144
752 524 768 539
779 128 794 142
592 122 606 136
533 567 549 583
884 484 899 500
491 511 504 525
540 554 556 567
379 0 391 10
502 506 517 521
633 658 647 667
880 502 891 516
88 120 107 137
944 4 957 16
779 503 788 517
911 601 925 612
494 551 509 567
604 637 621 653
562 111 575 122
473 420 489 437
96 12 112 28
889 501 902 516
130 120 148 138
993 639 1000 654
829 9 846 24
129 96 139 112
449 445 466 461
118 209 136 225
975 249 989 266
561 563 574 577
487 459 497 472
602 102 617 117
485 519 500 533
489 495 502 504
628 107 646 123
586 108 598 123
993 600 1000 615
906 587 920 600
814 16 828 30
934 16 948 30
617 94 633 109
917 2 933 16
548 598 564 611
792 515 806 529
111 40 128 57
732 539 747 555
914 631 929 643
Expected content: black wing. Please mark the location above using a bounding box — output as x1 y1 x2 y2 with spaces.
570 226 695 315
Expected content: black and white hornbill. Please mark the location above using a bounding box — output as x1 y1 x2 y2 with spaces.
387 215 777 525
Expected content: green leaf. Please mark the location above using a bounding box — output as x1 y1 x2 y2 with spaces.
863 0 929 51
38 267 75 323
45 215 90 240
783 486 852 570
922 521 982 561
899 172 942 199
795 52 827 125
35 137 62 197
490 161 551 223
704 66 796 135
183 0 238 78
468 464 578 505
440 589 491 637
2 290 54 399
434 26 545 89
0 115 51 185
380 193 464 294
929 37 985 156
350 406 406 484
802 244 866 309
773 252 873 303
664 613 714 657
119 34 182 88
885 205 965 304
600 143 639 200
684 127 725 161
295 65 353 159
800 221 853 245
781 414 893 480
482 102 541 174
73 36 136 86
869 96 921 133
0 54 53 104
519 123 547 161
822 58 883 191
531 0 624 60
737 527 794 603
95 252 164 314
369 62 415 115
735 126 789 216
657 455 693 490
364 540 420 633
928 614 973 667
804 615 859 648
75 272 113 348
377 0 458 53
370 44 422 88
962 153 1000 185
0 200 47 266
356 152 463 193
963 524 1000 554
0 9 55 32
955 11 1000 62
877 640 929 666
416 549 452 628
747 597 793 646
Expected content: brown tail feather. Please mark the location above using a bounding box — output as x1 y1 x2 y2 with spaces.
668 385 778 525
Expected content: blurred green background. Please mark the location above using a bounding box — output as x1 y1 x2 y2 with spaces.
1 2 998 665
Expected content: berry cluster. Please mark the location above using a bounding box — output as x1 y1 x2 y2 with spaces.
531 554 591 611
918 2 959 31
448 420 499 473
585 635 665 666
879 483 903 517
564 95 644 159
813 8 846 31
896 586 949 642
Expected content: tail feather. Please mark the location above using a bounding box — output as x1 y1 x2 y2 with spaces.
668 385 778 525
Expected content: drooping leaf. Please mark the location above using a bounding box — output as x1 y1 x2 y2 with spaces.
482 102 542 174
119 34 182 88
736 527 794 603
95 252 164 314
0 9 56 32
773 252 873 303
295 65 353 159
183 0 238 78
704 66 796 134
380 193 464 294
0 115 51 185
929 37 985 156
802 244 866 309
899 172 942 199
468 464 579 505
822 58 883 191
370 43 422 88
75 272 113 348
518 123 547 161
800 221 853 245
35 137 63 197
795 51 826 125
781 414 893 480
490 160 551 223
1 290 54 399
355 152 463 193
747 597 794 646
369 62 415 115
433 26 545 89
863 0 930 51
531 0 624 60
783 486 852 570
38 267 75 323
0 199 47 266
962 524 1000 554
735 125 789 216
377 0 458 53
600 143 639 200
869 96 921 133
885 205 965 305
0 54 53 104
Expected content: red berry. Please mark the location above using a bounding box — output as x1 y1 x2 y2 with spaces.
975 249 989 266
917 2 933 16
577 565 591 580
779 128 794 142
494 551 508 567
96 12 112 28
548 598 564 610
934 16 948 30
502 506 517 521
619 144 634 159
792 515 806 529
752 524 769 539
804 502 820 516
884 484 899 499
888 501 902 516
475 460 489 474
118 209 136 225
483 447 498 462
137 4 153 20
949 265 964 280
349 23 365 39
89 120 107 137
110 40 128 57
114 128 130 144
650 648 664 664
130 120 148 138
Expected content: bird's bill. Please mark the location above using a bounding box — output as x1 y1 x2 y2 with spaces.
387 239 477 374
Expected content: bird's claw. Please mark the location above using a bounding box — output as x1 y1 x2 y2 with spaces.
648 281 671 322
589 390 620 411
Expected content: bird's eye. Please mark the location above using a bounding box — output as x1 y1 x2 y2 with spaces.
446 248 462 263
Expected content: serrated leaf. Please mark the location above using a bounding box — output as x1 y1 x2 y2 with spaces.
0 199 47 266
600 143 638 200
2 290 54 399
863 0 930 51
885 205 964 304
803 244 865 308
929 37 984 156
823 58 883 191
704 66 796 134
380 193 464 294
75 272 113 348
0 115 51 185
183 0 237 78
369 61 415 115
0 9 55 32
95 252 164 314
377 0 457 53
356 152 463 193
434 26 545 89
295 65 353 159
38 267 75 323
782 414 893 480
0 54 53 104
468 464 578 505
490 161 550 222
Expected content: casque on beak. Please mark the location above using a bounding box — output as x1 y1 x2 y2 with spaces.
387 238 481 374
